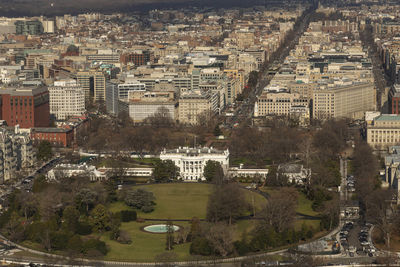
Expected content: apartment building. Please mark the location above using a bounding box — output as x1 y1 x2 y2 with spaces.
48 79 85 120
0 127 34 182
367 114 400 149
313 82 376 120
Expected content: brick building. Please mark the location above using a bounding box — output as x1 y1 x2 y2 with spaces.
0 86 50 128
120 50 154 66
389 84 400 114
31 127 74 147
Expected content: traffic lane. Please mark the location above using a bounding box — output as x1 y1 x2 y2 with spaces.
347 223 362 252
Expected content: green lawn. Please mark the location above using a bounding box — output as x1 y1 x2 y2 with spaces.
259 187 320 217
111 183 267 220
296 193 319 216
101 221 192 262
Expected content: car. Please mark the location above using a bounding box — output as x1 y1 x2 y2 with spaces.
361 241 370 246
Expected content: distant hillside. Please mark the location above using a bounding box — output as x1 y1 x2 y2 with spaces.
0 0 272 16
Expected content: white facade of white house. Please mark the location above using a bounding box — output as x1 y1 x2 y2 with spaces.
160 147 229 181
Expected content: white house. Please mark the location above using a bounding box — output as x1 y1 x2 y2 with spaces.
277 163 311 185
160 147 229 181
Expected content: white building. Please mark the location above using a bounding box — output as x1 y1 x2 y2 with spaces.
160 147 229 181
0 126 34 183
118 80 146 99
277 163 311 185
47 163 107 181
48 79 85 120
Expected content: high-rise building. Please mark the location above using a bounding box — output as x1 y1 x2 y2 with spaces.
106 81 119 115
0 86 50 128
0 127 34 183
77 71 106 103
48 80 85 120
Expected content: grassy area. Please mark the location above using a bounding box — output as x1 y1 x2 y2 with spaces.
297 193 319 216
110 183 267 220
259 186 320 217
101 221 192 262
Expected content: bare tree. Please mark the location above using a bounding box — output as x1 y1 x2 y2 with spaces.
204 222 234 257
261 187 298 232
366 189 397 249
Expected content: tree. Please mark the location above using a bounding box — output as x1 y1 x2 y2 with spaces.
261 188 297 232
206 183 246 225
213 124 222 137
153 160 179 183
203 160 224 183
37 140 53 161
124 188 155 212
165 220 174 251
205 222 234 257
366 189 396 249
62 205 80 233
75 188 98 213
32 175 49 193
89 204 111 233
66 44 79 53
145 106 174 128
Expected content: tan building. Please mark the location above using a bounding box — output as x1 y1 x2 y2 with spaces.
77 71 106 103
313 82 376 120
367 114 400 150
120 91 176 123
254 90 309 117
178 91 211 125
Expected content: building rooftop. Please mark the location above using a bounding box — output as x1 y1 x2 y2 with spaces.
375 114 400 121
161 146 228 156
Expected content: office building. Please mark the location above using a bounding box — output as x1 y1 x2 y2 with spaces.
48 80 85 120
313 82 376 120
367 114 400 149
389 84 400 114
77 71 106 103
0 86 50 128
178 91 212 125
254 90 309 117
15 20 43 35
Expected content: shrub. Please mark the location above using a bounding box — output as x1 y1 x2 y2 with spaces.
83 239 108 255
67 235 83 253
76 221 92 235
190 237 213 256
50 231 69 250
120 210 137 222
233 240 250 256
141 205 154 213
117 230 132 244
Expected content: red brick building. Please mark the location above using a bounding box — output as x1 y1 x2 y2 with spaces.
31 127 74 147
389 84 400 114
0 87 50 128
120 50 154 66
